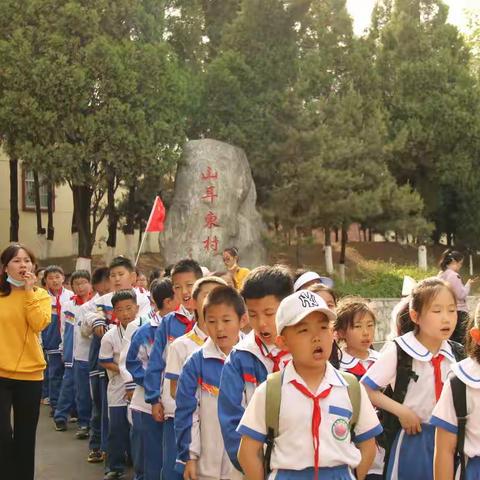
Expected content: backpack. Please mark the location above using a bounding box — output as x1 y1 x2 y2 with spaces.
263 370 361 477
380 340 465 476
451 374 467 480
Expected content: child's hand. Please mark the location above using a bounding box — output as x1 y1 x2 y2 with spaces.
152 402 165 422
184 459 198 480
398 405 422 435
125 390 134 401
93 325 106 338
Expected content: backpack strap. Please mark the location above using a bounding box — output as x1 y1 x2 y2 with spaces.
448 340 466 362
382 342 416 476
451 375 467 480
264 371 282 476
340 371 361 430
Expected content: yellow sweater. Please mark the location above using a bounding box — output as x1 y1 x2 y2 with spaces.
233 267 250 291
0 287 51 381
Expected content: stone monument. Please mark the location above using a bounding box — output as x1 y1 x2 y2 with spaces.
159 139 266 271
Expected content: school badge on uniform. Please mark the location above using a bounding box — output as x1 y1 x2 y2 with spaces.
331 418 349 441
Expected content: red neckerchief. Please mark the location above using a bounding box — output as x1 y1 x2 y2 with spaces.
290 380 332 478
50 289 63 333
431 354 445 401
176 310 195 333
254 335 289 373
71 291 94 306
348 362 367 377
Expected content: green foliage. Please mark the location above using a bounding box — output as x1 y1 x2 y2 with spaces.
335 261 437 298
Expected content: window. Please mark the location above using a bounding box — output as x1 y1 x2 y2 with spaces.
22 169 54 211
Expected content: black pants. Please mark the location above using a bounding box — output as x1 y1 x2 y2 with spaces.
451 310 470 344
0 377 43 480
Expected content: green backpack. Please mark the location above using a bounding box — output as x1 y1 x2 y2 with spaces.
263 370 361 476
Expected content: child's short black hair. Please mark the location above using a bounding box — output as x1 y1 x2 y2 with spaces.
163 264 174 277
334 297 376 332
92 267 109 285
109 256 135 273
111 289 137 308
171 259 203 280
203 285 246 319
149 268 162 286
241 265 293 301
70 270 91 284
44 265 65 278
151 278 175 309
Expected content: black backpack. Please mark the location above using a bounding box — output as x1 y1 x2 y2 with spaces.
451 374 468 480
380 340 465 476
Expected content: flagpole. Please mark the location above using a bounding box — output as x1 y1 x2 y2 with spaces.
135 231 148 266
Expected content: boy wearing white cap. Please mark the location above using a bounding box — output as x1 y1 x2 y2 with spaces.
237 290 382 480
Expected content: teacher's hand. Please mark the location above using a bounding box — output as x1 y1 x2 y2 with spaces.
23 271 36 291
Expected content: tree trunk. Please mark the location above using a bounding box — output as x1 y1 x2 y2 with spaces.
106 172 118 249
325 226 332 247
368 228 373 242
71 206 79 256
340 223 348 266
72 185 93 258
334 228 339 243
123 184 136 261
9 157 19 242
295 227 301 267
33 172 45 235
47 182 54 241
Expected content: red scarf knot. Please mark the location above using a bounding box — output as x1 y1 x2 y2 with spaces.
255 335 289 372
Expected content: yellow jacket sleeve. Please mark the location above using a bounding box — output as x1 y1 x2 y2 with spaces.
25 288 52 333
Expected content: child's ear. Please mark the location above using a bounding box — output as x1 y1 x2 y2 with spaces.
239 313 249 330
275 334 289 352
470 327 480 345
336 329 346 340
409 309 419 325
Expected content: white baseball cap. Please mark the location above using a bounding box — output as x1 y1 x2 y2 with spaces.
293 271 335 292
276 290 336 334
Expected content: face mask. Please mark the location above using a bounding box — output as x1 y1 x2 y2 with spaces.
7 275 25 287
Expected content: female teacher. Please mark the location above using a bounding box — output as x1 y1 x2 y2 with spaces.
222 247 250 291
0 243 51 480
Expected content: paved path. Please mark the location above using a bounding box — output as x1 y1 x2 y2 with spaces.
35 405 133 480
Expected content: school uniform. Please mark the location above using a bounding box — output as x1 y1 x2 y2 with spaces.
238 361 382 479
175 337 236 480
361 331 457 480
99 324 131 475
73 297 97 429
165 324 209 384
431 357 480 479
126 313 164 480
42 287 73 411
218 330 292 472
340 349 384 479
91 289 153 453
54 297 79 424
144 306 195 480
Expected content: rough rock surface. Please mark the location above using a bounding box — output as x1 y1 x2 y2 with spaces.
159 139 266 271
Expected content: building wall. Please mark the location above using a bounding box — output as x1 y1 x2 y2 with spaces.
0 150 159 258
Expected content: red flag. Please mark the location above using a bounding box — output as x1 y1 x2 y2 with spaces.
145 196 166 232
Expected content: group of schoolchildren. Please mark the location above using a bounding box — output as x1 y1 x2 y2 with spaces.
39 252 480 480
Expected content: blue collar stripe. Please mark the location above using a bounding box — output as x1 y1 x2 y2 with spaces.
399 336 430 358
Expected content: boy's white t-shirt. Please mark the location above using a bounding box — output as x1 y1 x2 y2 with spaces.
99 324 128 407
238 361 382 472
431 357 480 459
165 324 208 381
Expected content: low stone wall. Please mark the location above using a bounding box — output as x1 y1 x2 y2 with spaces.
371 296 479 343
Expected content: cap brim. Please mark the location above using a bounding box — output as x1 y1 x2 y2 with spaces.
280 306 336 332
